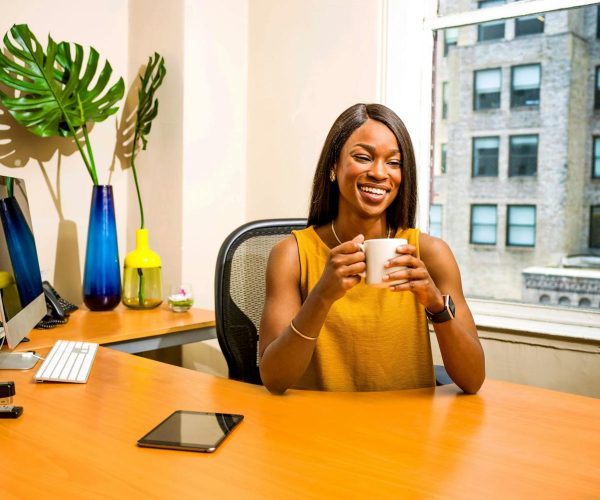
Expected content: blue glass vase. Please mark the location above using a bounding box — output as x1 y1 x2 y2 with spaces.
83 185 121 311
0 196 43 307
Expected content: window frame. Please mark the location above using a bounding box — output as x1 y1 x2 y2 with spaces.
593 136 600 179
515 14 545 36
473 68 502 110
591 205 600 249
385 0 600 330
508 134 539 177
472 136 500 177
470 204 498 245
595 66 600 110
506 205 537 247
511 63 541 108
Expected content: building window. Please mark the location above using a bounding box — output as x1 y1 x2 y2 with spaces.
477 0 505 41
509 135 538 176
429 204 442 238
444 28 458 56
470 205 497 245
474 68 501 110
515 15 544 36
595 67 600 110
593 137 600 179
558 296 571 306
442 82 449 119
511 64 541 107
591 206 600 248
507 205 536 247
472 137 499 176
579 298 591 308
441 143 447 174
597 6 600 39
539 294 550 304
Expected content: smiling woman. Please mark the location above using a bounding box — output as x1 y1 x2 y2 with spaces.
258 103 485 395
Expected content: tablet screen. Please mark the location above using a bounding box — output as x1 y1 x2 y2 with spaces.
137 410 244 453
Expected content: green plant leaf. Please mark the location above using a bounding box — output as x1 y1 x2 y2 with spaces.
134 52 166 151
0 24 124 139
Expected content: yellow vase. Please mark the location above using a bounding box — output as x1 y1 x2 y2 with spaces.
122 229 163 309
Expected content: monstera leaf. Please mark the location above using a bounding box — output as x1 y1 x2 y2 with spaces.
0 24 125 183
130 52 166 229
134 52 166 152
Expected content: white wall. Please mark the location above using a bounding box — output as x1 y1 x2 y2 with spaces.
246 0 383 221
0 0 129 305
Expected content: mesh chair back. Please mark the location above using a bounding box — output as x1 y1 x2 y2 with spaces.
215 219 307 384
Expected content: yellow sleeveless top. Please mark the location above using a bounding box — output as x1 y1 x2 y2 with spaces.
292 226 434 392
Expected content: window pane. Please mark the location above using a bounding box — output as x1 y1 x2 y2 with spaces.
431 4 594 310
511 64 541 107
473 136 499 176
442 82 449 119
594 137 600 178
441 143 447 174
515 15 545 36
444 28 458 56
507 205 536 247
471 205 497 244
429 205 442 238
474 69 501 110
595 67 600 109
591 206 600 248
509 135 538 176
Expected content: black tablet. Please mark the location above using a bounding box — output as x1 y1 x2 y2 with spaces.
137 410 244 453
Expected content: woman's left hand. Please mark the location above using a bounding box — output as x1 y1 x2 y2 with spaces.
382 243 445 312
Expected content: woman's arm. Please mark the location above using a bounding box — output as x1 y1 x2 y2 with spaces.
384 233 485 393
259 233 365 394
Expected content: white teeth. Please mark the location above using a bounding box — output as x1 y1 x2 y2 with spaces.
360 186 386 195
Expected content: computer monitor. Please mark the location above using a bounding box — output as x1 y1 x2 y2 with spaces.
0 175 46 369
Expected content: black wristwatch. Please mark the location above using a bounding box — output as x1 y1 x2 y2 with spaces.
425 295 455 323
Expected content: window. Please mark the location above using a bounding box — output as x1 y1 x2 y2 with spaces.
426 1 595 312
477 0 505 41
444 28 458 56
507 205 536 247
591 206 600 249
593 137 600 179
474 68 501 110
470 205 497 245
441 143 447 174
515 15 544 36
597 6 600 39
442 82 449 119
595 67 600 110
429 204 442 238
511 64 541 107
472 137 499 176
509 135 538 176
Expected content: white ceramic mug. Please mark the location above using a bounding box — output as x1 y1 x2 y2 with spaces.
358 238 408 288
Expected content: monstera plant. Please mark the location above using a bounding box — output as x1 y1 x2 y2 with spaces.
0 24 124 184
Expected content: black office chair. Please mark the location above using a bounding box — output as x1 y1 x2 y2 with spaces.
215 219 307 384
214 218 452 386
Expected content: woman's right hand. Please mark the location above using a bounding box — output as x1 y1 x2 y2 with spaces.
313 234 366 303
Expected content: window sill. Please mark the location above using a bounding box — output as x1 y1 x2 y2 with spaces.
467 298 600 344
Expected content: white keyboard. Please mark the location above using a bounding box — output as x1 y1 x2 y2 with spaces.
34 340 98 383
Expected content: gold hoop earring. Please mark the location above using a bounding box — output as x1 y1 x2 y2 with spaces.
329 169 336 182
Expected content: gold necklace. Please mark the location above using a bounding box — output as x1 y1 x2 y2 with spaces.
331 220 391 245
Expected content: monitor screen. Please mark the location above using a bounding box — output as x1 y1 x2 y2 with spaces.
0 175 46 351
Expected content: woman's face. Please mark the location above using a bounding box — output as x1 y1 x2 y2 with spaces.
334 119 402 220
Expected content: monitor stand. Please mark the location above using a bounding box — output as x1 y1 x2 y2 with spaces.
0 352 39 370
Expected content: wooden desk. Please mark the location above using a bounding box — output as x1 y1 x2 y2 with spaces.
15 306 216 354
2 347 599 498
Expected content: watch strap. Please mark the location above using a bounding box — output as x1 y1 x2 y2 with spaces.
425 295 455 323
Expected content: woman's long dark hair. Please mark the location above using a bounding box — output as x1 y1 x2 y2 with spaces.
307 103 417 230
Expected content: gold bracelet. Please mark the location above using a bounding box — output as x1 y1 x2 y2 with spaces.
290 320 318 341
